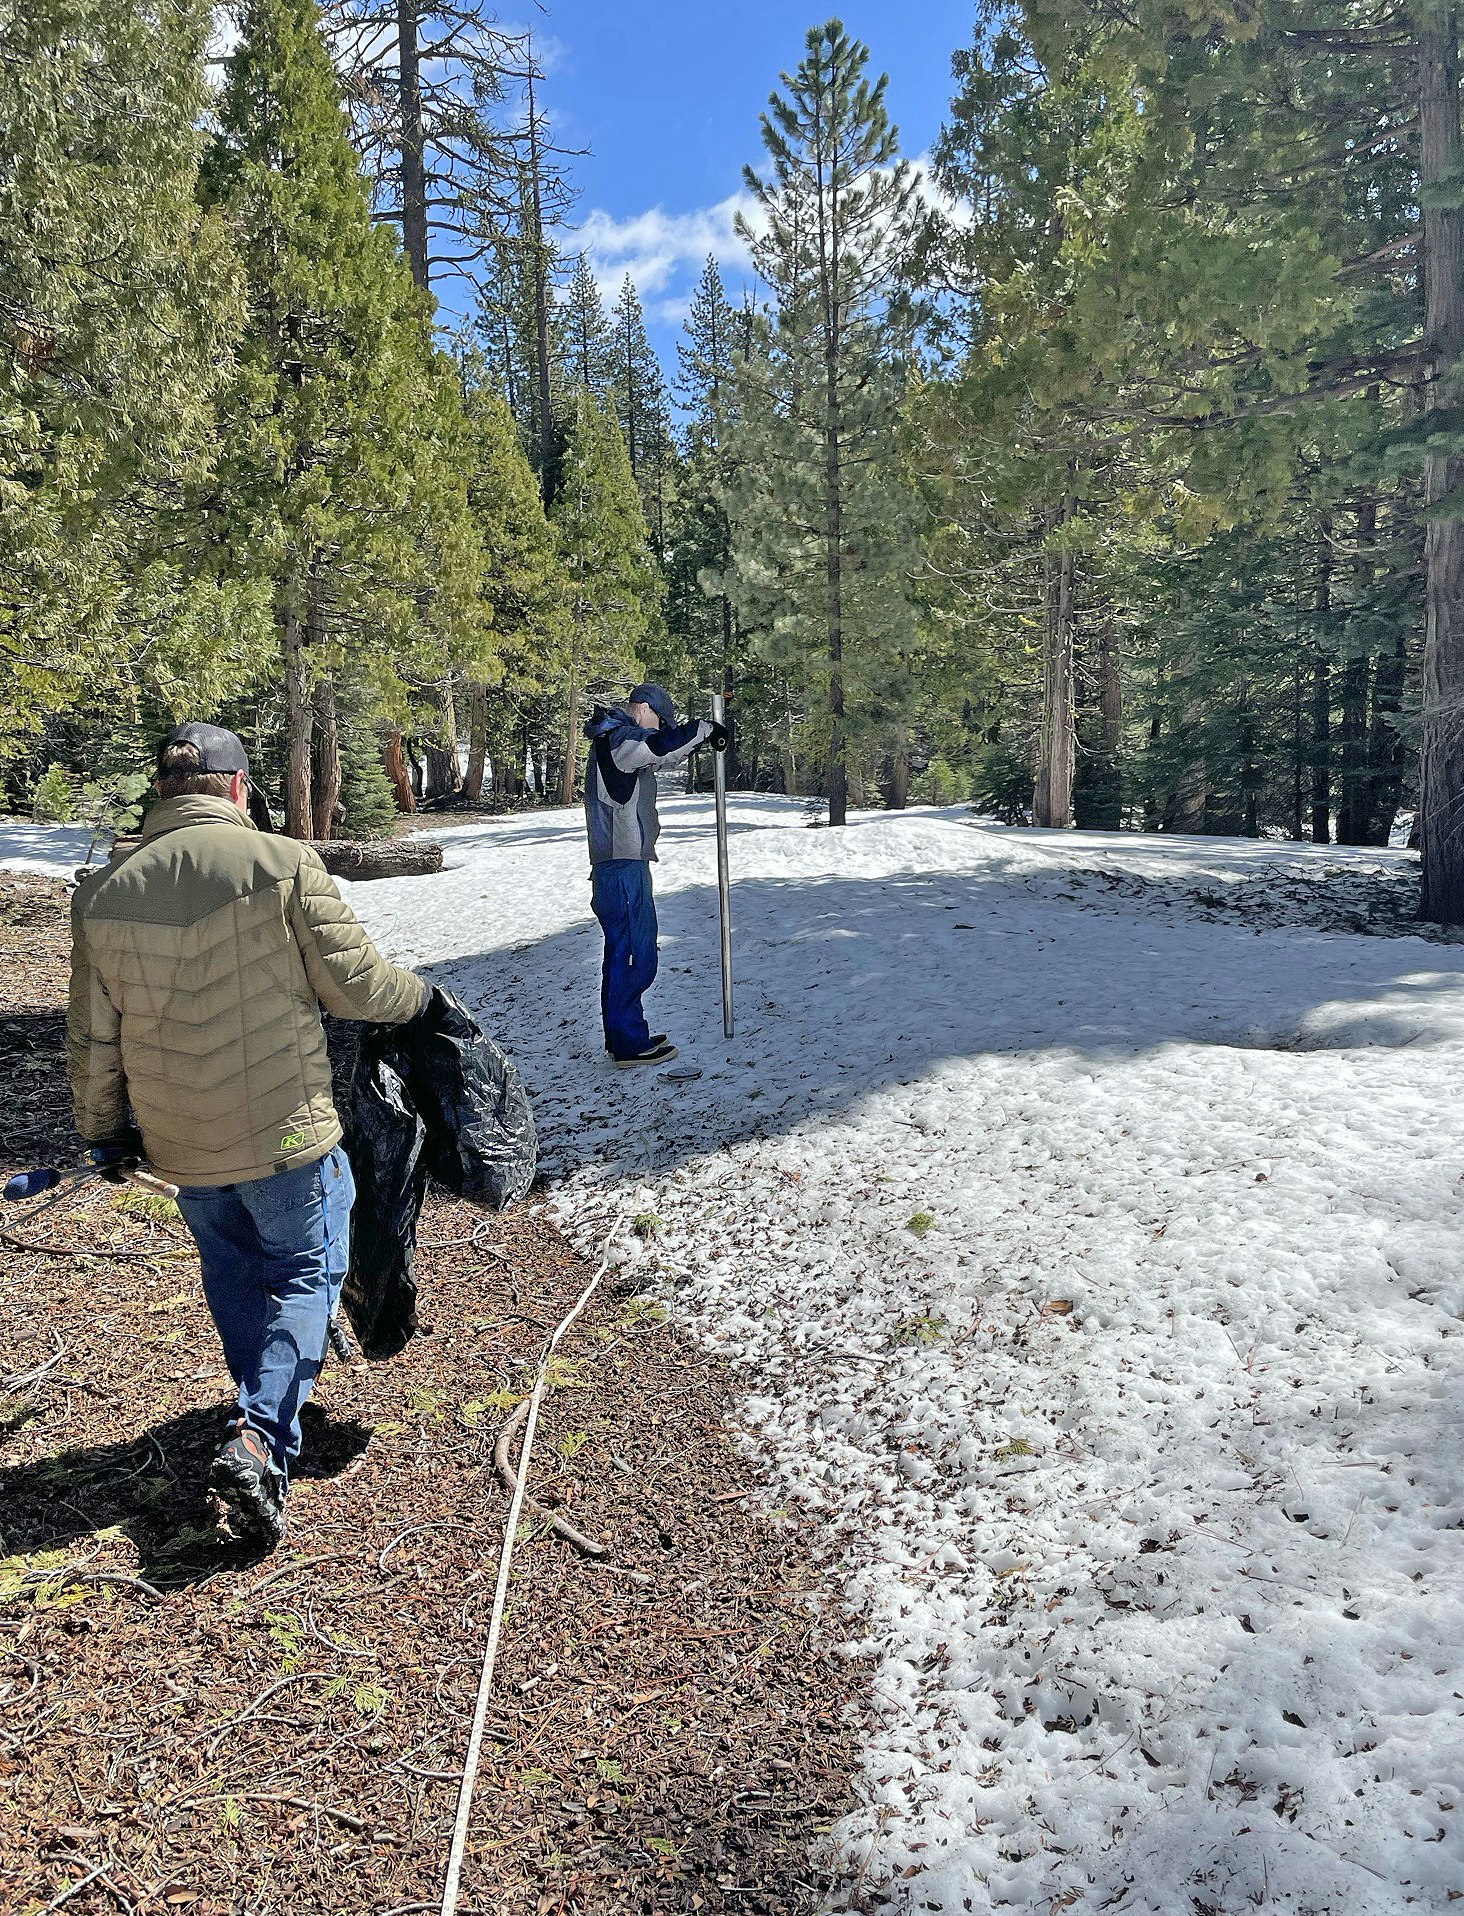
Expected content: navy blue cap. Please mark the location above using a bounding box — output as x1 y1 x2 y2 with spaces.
627 684 677 728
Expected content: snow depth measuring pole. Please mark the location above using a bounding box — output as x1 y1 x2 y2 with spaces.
711 690 734 1039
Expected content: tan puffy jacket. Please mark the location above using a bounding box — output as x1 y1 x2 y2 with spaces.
67 795 426 1186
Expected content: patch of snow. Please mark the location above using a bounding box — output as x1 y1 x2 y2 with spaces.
337 796 1464 1913
0 819 99 878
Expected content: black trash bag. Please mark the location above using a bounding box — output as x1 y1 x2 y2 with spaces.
339 990 536 1359
389 988 538 1210
339 1050 429 1359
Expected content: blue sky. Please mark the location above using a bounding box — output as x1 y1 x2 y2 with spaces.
525 1 975 371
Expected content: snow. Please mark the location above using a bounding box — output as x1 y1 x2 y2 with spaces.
343 795 1463 1914
0 819 97 877
11 795 1460 1909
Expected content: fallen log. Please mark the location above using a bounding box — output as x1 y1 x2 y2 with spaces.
306 839 443 880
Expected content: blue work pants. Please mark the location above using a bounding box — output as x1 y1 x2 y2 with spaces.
590 859 659 1059
175 1147 355 1478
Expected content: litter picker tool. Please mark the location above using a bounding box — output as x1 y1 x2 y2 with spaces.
4 1160 179 1203
711 689 734 1040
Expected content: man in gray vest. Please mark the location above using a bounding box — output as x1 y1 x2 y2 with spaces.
583 685 727 1065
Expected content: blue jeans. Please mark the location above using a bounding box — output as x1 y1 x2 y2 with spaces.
591 859 658 1058
175 1146 355 1479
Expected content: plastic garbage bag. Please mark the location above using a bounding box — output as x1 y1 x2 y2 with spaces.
391 988 538 1209
339 989 536 1359
339 1052 429 1359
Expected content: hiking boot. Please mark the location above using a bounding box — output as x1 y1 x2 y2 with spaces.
605 1033 666 1056
613 1040 678 1068
210 1420 287 1547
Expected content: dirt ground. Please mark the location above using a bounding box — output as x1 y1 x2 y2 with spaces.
0 871 866 1916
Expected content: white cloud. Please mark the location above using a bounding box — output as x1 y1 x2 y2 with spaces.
573 190 760 312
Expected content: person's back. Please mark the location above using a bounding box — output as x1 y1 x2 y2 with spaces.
71 792 421 1186
66 723 426 1549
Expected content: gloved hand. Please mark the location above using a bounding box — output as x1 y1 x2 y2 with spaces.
705 719 730 753
88 1126 144 1184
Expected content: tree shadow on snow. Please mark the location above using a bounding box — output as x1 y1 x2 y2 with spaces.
414 858 1464 1186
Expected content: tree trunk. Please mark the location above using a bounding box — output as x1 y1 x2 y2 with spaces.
1418 13 1464 920
887 739 910 811
310 675 342 840
1033 502 1077 828
404 733 425 800
1370 624 1409 842
526 64 556 498
309 839 442 880
559 644 579 805
1337 655 1372 843
382 729 415 813
1291 663 1305 840
1338 494 1377 845
423 681 461 802
1311 529 1333 843
463 683 488 801
826 458 847 828
283 606 312 839
397 0 430 291
1310 651 1331 843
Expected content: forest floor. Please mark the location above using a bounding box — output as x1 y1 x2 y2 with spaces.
0 870 866 1915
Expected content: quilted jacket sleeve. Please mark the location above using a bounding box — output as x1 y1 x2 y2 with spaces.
287 850 427 1024
66 894 129 1142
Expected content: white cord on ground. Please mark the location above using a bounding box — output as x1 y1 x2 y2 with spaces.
438 1211 625 1916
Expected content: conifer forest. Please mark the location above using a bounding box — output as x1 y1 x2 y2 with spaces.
6 0 1464 922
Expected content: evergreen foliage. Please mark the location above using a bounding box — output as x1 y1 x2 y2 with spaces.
0 0 252 762
720 20 927 825
550 389 658 801
200 0 485 835
4 3 1462 914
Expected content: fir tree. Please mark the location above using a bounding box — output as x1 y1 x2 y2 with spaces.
550 389 657 802
559 254 615 400
723 19 927 825
458 367 567 799
0 0 255 766
610 275 676 553
202 0 484 836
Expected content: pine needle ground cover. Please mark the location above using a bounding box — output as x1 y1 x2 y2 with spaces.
0 875 863 1914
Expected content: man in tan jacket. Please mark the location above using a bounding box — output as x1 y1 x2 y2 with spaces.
67 722 426 1545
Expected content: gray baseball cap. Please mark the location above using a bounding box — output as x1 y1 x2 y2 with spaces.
157 721 250 776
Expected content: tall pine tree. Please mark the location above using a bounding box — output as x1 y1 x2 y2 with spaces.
202 0 484 836
723 19 926 825
550 389 657 802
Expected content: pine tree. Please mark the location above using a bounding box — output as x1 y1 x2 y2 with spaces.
458 366 567 799
202 0 484 837
559 254 615 400
0 0 256 768
610 275 676 554
667 257 754 777
550 389 657 802
723 20 926 826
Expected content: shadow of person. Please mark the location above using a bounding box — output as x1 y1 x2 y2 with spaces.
0 1401 372 1585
